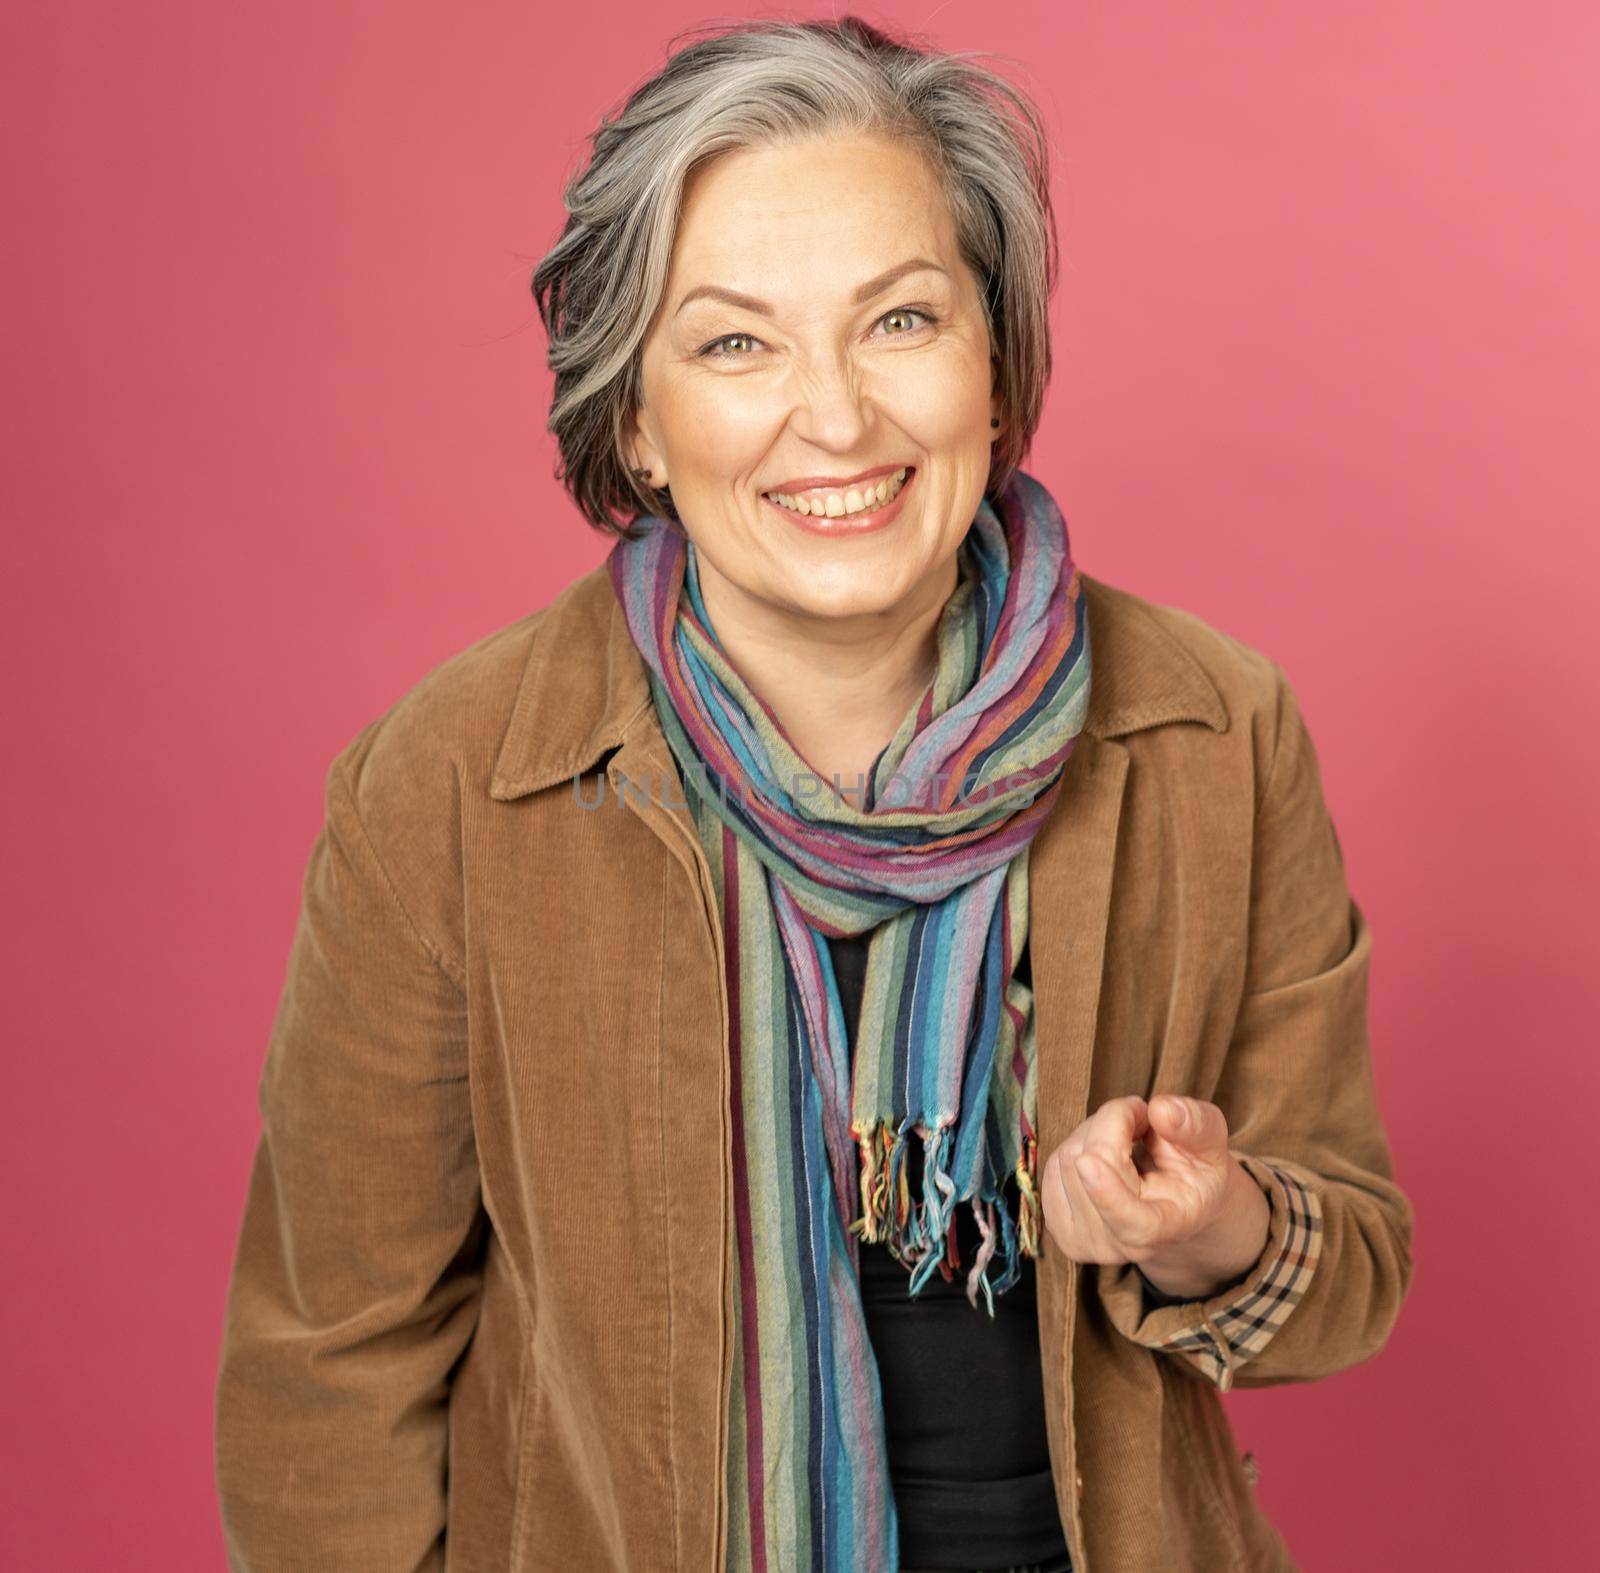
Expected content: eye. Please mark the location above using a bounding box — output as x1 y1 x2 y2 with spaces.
697 331 763 360
695 305 939 361
875 305 938 336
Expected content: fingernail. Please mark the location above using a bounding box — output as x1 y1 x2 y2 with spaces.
1169 1099 1187 1127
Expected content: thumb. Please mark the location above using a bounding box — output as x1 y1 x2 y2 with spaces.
1148 1095 1227 1159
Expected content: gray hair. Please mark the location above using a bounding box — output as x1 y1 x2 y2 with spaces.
531 15 1059 539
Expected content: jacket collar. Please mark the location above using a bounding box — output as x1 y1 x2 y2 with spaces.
489 560 1226 801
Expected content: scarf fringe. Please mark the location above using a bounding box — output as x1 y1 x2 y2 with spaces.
849 1117 1041 1314
1015 1134 1041 1258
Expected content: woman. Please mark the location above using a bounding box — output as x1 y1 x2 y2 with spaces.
215 18 1414 1573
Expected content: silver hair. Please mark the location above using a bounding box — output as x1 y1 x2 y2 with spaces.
531 14 1059 539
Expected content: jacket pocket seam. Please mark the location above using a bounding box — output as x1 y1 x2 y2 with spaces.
505 1301 539 1573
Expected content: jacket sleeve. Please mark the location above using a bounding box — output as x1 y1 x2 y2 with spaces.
1097 665 1415 1391
214 748 486 1571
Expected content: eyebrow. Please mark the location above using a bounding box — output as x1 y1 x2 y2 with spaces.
672 258 949 319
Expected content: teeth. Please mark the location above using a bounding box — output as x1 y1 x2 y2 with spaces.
766 467 909 518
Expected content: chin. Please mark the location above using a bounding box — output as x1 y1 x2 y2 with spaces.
778 568 917 623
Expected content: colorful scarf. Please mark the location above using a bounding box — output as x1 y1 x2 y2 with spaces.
608 468 1091 1572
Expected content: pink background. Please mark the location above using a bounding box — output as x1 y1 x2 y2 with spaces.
4 2 1595 1567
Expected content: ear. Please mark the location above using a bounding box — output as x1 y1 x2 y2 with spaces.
624 404 667 488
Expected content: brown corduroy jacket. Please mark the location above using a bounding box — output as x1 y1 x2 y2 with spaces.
214 561 1415 1573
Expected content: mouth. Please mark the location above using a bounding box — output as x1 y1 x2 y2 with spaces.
761 466 915 537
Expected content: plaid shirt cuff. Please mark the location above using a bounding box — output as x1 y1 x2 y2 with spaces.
1127 1154 1324 1391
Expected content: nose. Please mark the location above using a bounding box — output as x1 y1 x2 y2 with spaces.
785 352 873 455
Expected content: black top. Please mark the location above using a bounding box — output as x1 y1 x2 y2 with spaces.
827 931 1072 1571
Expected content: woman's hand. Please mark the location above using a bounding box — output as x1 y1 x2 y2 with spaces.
1040 1094 1271 1301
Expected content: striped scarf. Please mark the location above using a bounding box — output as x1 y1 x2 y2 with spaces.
607 467 1091 1572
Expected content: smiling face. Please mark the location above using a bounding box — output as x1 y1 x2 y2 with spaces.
625 132 1004 633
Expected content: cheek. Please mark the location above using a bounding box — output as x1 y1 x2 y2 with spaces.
871 351 992 446
659 376 775 477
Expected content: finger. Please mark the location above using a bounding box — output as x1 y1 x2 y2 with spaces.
1084 1131 1143 1194
1082 1094 1149 1178
1088 1093 1149 1142
1073 1151 1181 1251
1081 1095 1148 1191
1041 1142 1077 1237
1147 1095 1228 1160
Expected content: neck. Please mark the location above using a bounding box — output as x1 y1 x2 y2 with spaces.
694 553 961 804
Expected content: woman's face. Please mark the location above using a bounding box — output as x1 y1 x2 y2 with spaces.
627 133 1003 629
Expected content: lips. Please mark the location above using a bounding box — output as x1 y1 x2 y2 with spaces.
761 465 916 537
765 461 909 495
763 466 913 520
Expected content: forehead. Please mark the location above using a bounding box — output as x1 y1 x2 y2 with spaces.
666 135 961 299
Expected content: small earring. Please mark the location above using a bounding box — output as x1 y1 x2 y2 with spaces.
990 417 1000 429
631 466 653 482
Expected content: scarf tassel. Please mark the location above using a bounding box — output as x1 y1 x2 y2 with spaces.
1014 1134 1041 1259
848 1118 1043 1311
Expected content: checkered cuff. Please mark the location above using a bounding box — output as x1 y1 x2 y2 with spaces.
1130 1155 1324 1391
